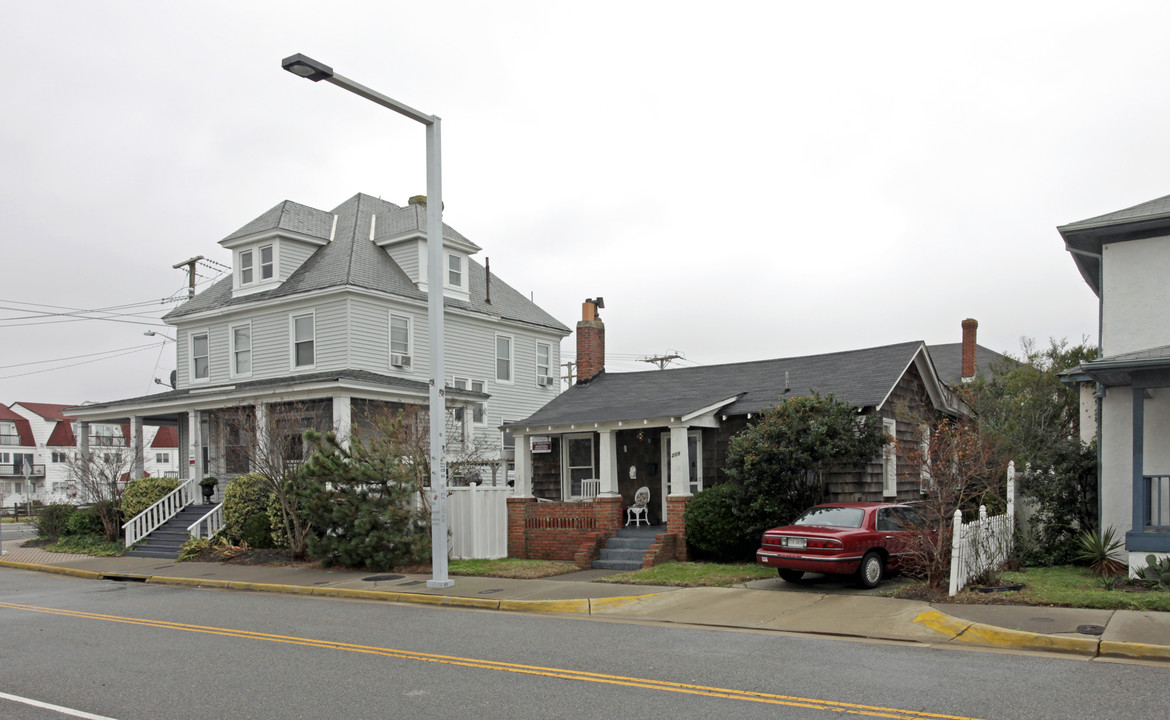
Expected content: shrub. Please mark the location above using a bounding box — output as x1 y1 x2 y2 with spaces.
121 477 181 520
66 507 105 536
36 503 77 539
223 472 277 548
684 484 757 562
1075 527 1127 577
1133 554 1170 590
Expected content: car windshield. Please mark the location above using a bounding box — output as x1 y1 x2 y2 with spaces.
793 506 864 528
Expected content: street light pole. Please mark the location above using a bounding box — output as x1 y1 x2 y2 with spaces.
282 53 453 588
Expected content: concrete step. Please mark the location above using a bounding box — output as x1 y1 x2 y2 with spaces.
591 559 644 571
606 537 655 550
599 548 646 562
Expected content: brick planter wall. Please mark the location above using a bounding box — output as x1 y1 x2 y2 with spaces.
507 495 623 567
666 495 692 561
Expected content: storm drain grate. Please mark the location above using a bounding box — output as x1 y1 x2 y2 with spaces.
1077 624 1105 636
362 574 405 583
398 580 426 586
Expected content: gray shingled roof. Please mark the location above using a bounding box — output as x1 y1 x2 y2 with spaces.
1058 192 1170 297
164 194 567 333
507 341 930 428
926 343 1012 385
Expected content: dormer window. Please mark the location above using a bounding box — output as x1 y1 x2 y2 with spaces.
239 244 275 288
448 254 463 288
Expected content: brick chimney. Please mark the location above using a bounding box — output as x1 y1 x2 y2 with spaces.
576 297 605 383
961 318 978 381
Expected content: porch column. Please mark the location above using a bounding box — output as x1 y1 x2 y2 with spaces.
79 422 90 459
598 429 619 496
514 432 532 497
187 410 202 481
668 425 690 496
332 395 352 450
131 416 145 478
1133 387 1145 536
255 402 269 464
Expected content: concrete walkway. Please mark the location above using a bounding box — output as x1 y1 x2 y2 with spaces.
2 539 1168 662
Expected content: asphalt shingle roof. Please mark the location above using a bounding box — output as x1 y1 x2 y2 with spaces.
925 343 1012 385
165 194 567 334
508 341 929 428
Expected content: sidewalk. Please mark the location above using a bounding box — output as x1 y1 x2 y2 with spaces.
2 539 1168 662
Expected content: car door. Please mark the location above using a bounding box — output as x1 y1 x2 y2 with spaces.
875 506 914 571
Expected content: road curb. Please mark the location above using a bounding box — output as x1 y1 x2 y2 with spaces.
1099 640 1170 662
0 559 102 580
915 609 1099 656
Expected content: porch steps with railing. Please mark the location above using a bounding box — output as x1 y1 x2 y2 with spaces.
124 505 210 559
592 526 660 571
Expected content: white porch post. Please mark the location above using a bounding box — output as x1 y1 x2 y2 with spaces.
255 403 269 468
332 395 352 450
668 425 690 496
514 432 532 497
187 410 201 481
79 422 90 457
131 416 145 478
598 429 619 496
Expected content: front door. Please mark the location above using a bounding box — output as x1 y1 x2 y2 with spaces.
660 431 702 521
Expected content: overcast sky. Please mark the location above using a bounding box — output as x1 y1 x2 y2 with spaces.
3 1 1166 406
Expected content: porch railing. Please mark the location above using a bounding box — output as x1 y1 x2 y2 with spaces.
0 464 46 478
188 504 224 541
124 479 196 548
1146 475 1170 530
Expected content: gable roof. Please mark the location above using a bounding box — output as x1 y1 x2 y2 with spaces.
166 194 568 334
151 426 178 448
13 402 76 421
45 420 77 447
1059 192 1170 296
0 405 36 446
925 343 1012 385
507 341 956 429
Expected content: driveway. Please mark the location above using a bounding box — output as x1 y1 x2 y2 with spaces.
743 570 916 596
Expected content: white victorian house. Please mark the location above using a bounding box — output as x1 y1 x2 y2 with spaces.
1060 192 1170 570
68 193 569 504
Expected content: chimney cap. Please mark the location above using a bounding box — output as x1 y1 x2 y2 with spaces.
586 297 605 309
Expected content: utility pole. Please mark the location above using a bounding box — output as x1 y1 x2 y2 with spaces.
639 351 684 370
172 256 204 299
562 360 576 385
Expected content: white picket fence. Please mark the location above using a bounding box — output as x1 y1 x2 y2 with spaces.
422 483 511 559
949 462 1016 596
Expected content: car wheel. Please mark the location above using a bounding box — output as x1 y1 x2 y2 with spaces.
856 552 884 589
778 569 804 583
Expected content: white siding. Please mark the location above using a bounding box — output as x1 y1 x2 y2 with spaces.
1102 235 1170 355
386 240 422 284
280 239 317 280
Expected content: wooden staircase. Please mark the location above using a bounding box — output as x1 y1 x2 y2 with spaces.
123 505 209 559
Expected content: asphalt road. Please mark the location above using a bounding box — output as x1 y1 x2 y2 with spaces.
0 569 1165 720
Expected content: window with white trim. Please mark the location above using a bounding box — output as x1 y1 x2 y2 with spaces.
390 313 412 367
191 331 209 380
155 452 170 464
448 254 462 288
232 323 252 376
918 423 932 494
292 313 315 368
882 418 897 497
240 249 254 285
536 342 551 381
259 244 274 280
452 378 486 425
563 433 594 498
495 334 513 382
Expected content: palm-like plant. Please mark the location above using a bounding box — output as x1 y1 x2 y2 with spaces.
1074 527 1127 577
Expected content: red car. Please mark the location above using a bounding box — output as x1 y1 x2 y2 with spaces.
755 502 922 588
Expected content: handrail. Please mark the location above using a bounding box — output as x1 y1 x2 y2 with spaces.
188 503 224 541
124 479 195 548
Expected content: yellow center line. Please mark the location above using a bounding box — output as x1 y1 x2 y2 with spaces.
1 601 988 720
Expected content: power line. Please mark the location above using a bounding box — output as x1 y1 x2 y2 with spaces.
0 345 159 381
0 342 164 370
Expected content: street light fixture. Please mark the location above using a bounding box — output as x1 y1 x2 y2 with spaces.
144 330 176 342
282 53 453 589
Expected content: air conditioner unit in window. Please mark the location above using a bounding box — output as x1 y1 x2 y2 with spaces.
537 375 555 387
391 353 412 368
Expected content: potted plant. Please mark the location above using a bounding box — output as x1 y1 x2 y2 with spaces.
199 477 218 504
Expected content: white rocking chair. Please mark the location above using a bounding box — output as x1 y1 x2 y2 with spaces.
626 486 651 526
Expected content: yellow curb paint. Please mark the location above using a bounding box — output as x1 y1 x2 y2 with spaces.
1099 640 1170 662
499 598 590 614
225 581 316 595
912 610 972 638
395 593 449 606
956 623 1098 655
0 561 102 580
589 594 658 612
148 576 232 589
444 596 502 610
310 587 401 602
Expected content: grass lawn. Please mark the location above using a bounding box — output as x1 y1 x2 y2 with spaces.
594 561 776 588
447 558 579 579
39 534 125 557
